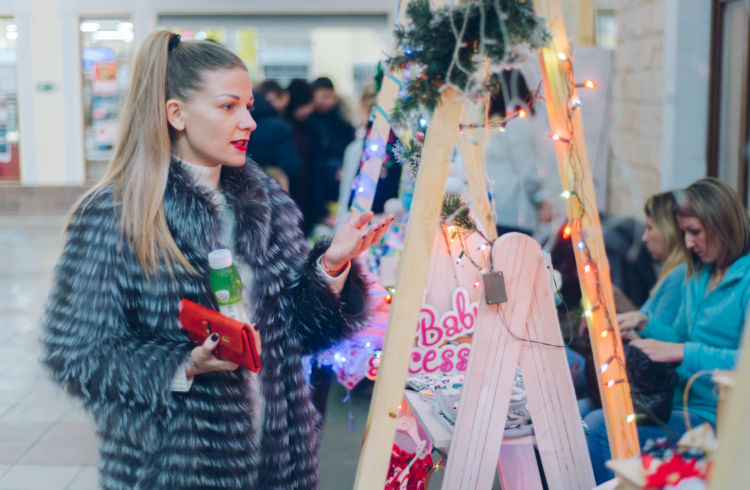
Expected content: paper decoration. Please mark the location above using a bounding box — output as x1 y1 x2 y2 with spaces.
409 287 477 375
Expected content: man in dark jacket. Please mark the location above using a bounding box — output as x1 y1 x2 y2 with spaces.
308 77 355 202
246 91 301 192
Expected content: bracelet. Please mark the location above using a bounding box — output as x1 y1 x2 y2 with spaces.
321 254 349 277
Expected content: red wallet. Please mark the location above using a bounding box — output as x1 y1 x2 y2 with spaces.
178 299 262 372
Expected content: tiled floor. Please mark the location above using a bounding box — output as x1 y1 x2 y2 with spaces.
0 216 371 489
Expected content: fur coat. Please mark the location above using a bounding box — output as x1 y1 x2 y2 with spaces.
41 160 369 489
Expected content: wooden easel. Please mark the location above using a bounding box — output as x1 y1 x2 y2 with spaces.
442 233 594 489
353 1 638 487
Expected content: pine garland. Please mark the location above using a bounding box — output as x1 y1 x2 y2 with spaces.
442 193 477 231
387 0 549 128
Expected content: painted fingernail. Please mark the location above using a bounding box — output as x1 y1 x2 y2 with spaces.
211 333 219 341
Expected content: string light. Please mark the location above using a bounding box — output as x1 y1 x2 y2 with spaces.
562 224 572 240
473 280 480 288
599 355 615 373
606 378 626 388
583 305 601 318
476 243 489 252
575 79 598 89
624 413 637 423
583 262 592 273
456 251 465 265
518 108 527 119
561 189 577 200
557 51 568 61
577 240 586 251
549 133 571 144
569 97 582 109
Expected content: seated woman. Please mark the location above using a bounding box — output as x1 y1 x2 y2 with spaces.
586 178 750 484
572 191 687 412
618 191 689 335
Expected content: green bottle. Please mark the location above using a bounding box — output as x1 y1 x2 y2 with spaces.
208 249 250 323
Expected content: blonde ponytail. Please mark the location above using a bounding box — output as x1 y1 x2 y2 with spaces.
70 30 246 278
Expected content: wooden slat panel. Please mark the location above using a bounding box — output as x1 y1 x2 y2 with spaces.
353 88 464 490
533 0 639 459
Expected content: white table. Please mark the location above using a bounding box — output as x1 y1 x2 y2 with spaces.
404 390 544 489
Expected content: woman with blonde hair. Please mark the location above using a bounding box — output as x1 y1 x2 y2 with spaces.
617 191 689 334
41 30 391 489
587 177 750 483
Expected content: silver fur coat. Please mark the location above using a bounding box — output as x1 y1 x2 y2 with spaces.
41 159 369 489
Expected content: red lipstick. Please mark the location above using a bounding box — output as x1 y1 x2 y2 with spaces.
231 139 248 151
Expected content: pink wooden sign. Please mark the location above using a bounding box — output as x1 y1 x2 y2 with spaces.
409 287 477 375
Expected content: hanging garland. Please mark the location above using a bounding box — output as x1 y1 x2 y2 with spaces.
387 0 550 127
442 193 477 231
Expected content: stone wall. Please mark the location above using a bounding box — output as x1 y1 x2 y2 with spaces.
607 0 666 216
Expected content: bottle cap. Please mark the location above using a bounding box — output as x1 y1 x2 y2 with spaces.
208 249 233 269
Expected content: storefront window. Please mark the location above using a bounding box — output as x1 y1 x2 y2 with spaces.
595 10 617 50
158 16 389 103
0 18 20 181
80 18 134 180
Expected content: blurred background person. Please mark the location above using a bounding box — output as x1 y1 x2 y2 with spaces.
484 69 558 238
285 78 326 235
618 191 688 336
257 79 289 116
337 82 378 227
309 76 355 209
245 81 301 192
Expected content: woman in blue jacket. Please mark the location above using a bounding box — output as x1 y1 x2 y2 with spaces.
586 177 750 483
618 190 689 334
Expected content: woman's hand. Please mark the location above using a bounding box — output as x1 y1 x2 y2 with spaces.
630 338 684 363
617 310 648 337
186 333 239 378
323 211 394 274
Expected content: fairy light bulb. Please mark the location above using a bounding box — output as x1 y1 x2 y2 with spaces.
473 280 480 288
557 51 568 61
584 263 592 273
601 329 609 338
549 133 571 144
518 108 527 119
606 378 625 388
563 224 572 240
584 80 597 89
624 413 636 423
599 355 615 373
577 240 586 251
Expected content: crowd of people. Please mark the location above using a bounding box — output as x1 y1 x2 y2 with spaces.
246 76 357 236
